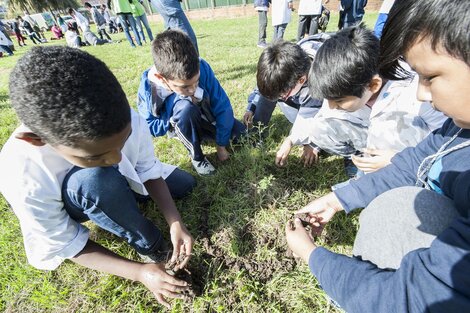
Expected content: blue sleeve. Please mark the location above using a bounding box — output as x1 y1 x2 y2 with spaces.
137 95 170 137
333 121 451 213
247 88 277 113
200 59 234 146
136 75 170 137
309 215 470 312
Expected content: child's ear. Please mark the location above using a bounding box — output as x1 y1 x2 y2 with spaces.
15 132 46 146
298 75 308 85
153 72 165 81
368 75 383 94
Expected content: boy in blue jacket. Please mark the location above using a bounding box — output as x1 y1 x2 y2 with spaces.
286 0 470 311
138 30 245 175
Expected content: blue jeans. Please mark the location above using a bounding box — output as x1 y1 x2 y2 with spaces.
273 23 287 41
61 166 195 255
171 99 246 161
118 13 142 47
134 14 154 42
0 45 13 55
150 0 198 52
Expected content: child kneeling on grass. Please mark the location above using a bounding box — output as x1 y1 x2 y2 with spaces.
286 0 470 311
138 30 246 176
0 46 196 309
291 23 446 178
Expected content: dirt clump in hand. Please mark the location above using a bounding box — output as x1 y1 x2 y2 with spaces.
288 213 311 230
165 253 197 299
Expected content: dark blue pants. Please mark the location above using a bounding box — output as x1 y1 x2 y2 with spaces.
170 99 246 161
62 166 195 255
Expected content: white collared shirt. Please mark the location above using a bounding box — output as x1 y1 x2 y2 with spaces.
0 109 175 270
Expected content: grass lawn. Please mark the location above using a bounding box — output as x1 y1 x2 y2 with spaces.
0 11 378 313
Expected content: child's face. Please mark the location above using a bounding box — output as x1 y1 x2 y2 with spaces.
405 39 470 129
327 91 372 112
161 73 200 97
50 123 132 168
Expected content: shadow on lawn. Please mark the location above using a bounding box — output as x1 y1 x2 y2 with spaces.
221 63 257 81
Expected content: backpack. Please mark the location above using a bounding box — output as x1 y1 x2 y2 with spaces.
318 6 331 32
297 32 331 60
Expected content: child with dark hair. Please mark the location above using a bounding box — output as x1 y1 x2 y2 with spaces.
10 19 26 47
0 46 196 309
17 16 41 45
84 2 113 41
137 30 245 175
65 22 85 48
245 35 365 168
305 24 445 176
287 0 470 311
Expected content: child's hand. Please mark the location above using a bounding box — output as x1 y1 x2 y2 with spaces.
351 148 396 173
216 145 230 161
243 111 254 128
275 138 293 167
285 219 317 263
137 262 190 309
296 192 344 228
301 145 319 167
169 221 194 270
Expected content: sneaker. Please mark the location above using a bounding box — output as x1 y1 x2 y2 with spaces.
138 250 171 263
257 42 267 48
191 157 216 175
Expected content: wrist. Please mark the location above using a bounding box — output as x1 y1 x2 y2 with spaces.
302 244 317 263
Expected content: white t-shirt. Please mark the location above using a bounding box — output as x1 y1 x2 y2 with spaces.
0 109 176 270
298 0 322 16
272 0 292 26
366 76 447 151
379 0 395 14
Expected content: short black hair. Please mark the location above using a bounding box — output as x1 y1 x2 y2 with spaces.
379 0 470 80
309 24 380 100
9 46 131 147
151 30 199 80
67 7 74 15
84 2 92 8
256 41 310 100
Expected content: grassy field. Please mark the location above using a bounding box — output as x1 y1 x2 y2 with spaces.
0 12 378 313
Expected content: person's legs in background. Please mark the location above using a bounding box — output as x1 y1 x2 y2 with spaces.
257 10 268 47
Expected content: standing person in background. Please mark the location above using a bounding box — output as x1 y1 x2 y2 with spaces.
84 2 112 41
149 0 198 52
130 0 154 43
10 19 27 47
373 0 394 38
271 0 293 41
254 0 270 48
340 0 367 29
108 0 142 47
23 11 46 41
101 4 119 34
17 16 42 45
297 0 328 41
56 14 68 33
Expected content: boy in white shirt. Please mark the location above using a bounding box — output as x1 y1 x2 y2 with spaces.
0 46 196 309
307 24 446 174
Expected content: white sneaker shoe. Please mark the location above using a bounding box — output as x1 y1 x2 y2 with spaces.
191 157 216 175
